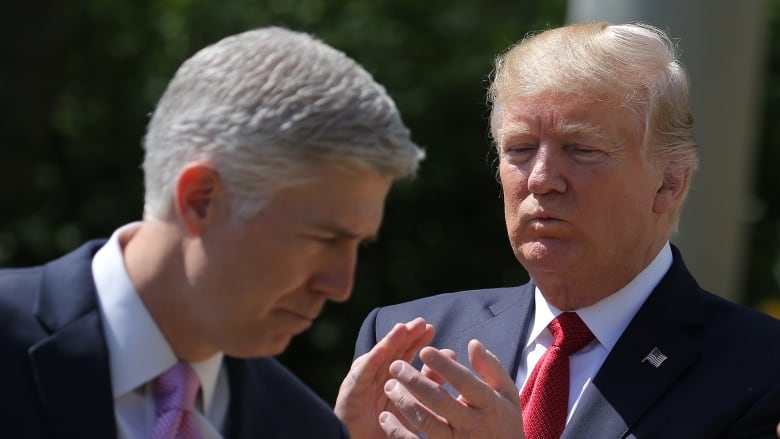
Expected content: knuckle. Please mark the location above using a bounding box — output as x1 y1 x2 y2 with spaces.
428 385 451 406
415 410 429 428
388 426 402 438
394 390 409 407
404 369 423 387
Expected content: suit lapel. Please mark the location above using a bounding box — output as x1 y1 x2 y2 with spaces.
563 248 705 439
29 313 116 437
455 284 535 376
28 241 116 438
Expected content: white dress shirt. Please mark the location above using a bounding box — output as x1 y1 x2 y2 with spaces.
516 242 673 423
92 222 230 438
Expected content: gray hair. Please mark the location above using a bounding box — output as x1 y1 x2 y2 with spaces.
143 27 424 220
489 22 698 228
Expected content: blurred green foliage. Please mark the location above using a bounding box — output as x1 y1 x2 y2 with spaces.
2 0 778 405
746 0 780 318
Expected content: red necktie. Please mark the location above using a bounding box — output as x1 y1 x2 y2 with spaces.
520 312 594 439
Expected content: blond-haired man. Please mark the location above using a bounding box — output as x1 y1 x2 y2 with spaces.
337 22 780 439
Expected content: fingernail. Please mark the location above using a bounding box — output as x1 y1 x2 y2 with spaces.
379 412 389 423
385 379 398 392
389 360 404 376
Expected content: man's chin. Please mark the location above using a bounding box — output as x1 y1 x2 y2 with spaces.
518 240 568 262
266 335 296 356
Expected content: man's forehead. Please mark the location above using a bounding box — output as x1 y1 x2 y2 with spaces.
500 118 608 134
495 95 637 142
497 111 612 142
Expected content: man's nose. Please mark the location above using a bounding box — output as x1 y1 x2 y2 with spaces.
309 248 357 302
527 147 567 194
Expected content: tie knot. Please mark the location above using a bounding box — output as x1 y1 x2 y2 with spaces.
153 362 201 414
548 312 594 356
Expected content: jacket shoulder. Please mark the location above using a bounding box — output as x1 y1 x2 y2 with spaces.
373 284 531 328
236 357 347 438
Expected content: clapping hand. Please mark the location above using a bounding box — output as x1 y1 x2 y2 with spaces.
335 318 435 438
379 339 525 439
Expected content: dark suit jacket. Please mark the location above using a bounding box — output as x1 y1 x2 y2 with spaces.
355 247 780 438
0 240 348 438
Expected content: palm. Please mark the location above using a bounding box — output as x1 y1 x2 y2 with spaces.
335 318 435 438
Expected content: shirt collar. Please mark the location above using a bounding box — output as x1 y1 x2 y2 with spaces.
527 242 673 351
92 222 224 413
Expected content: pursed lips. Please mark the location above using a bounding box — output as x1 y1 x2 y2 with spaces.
527 209 564 222
523 210 569 235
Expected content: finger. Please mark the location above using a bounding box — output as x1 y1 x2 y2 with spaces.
379 318 426 353
468 339 520 404
342 319 425 394
336 319 436 438
418 346 496 410
396 325 434 363
340 352 384 396
422 349 456 385
378 411 422 439
339 318 435 403
361 318 431 377
336 345 391 420
384 376 451 438
379 319 434 364
388 360 470 433
398 322 435 364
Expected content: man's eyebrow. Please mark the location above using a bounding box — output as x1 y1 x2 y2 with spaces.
313 222 379 242
497 123 533 145
554 120 611 143
497 119 616 147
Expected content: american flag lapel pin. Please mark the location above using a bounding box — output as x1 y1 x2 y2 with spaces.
642 347 668 368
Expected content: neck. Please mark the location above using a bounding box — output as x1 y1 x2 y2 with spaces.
123 220 218 362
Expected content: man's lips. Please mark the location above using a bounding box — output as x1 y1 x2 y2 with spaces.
276 302 325 323
527 211 564 222
524 211 568 233
527 218 562 232
279 309 318 322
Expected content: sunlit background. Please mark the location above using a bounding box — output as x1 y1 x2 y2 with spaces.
2 0 778 403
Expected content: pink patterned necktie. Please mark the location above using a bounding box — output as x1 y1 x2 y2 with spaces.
152 362 202 439
520 312 594 439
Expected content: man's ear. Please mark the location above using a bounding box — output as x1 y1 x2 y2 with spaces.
653 168 691 214
174 162 222 235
